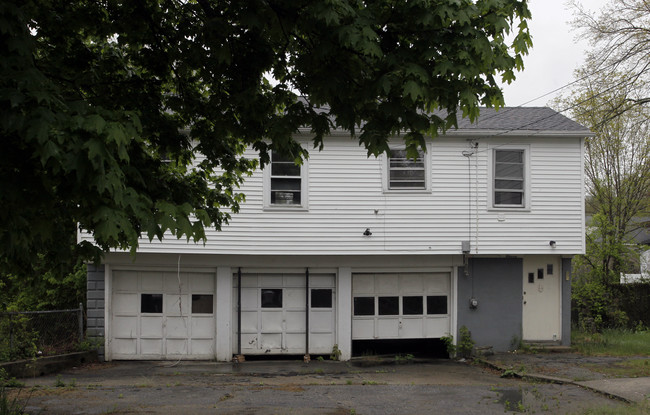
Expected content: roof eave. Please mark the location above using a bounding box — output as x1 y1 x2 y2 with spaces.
441 129 595 138
296 127 595 138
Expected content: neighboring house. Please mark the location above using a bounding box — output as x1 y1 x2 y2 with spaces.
84 107 591 361
620 218 650 283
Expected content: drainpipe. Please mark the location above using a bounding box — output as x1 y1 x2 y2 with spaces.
237 267 242 356
305 267 310 357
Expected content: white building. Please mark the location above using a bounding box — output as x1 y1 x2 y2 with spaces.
85 107 591 361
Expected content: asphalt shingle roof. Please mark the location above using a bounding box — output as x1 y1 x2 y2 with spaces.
445 107 589 132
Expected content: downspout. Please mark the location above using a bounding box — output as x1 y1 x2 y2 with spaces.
305 267 310 357
237 267 242 356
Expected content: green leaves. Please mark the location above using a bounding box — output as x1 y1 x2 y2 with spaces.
0 0 531 268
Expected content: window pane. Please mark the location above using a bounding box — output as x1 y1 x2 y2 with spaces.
270 178 301 191
495 150 523 163
390 170 425 180
378 296 399 315
495 191 523 205
271 151 294 163
141 294 163 313
494 179 523 190
354 297 375 316
192 294 214 314
311 289 332 308
427 296 447 315
271 190 301 205
495 163 523 178
403 296 423 315
261 289 282 308
271 162 300 177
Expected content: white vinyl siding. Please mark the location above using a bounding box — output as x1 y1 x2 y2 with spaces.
83 135 585 256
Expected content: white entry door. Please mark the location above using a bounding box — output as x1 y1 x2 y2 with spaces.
522 256 561 341
352 273 451 340
110 270 216 359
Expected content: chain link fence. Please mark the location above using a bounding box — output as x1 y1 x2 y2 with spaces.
0 304 84 362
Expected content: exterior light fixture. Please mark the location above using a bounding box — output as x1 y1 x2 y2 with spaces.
549 240 557 248
363 228 372 236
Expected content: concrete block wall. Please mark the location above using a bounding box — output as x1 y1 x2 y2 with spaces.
86 263 105 360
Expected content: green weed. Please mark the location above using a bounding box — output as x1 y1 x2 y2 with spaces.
54 375 65 388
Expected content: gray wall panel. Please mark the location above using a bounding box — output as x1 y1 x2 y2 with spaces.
457 258 523 352
561 258 573 346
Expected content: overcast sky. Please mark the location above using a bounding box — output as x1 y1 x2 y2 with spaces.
499 0 610 107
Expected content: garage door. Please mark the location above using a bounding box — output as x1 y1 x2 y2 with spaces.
110 270 216 359
352 273 450 340
234 272 336 355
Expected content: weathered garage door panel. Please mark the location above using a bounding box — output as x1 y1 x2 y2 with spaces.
233 272 336 355
110 270 216 360
352 272 451 340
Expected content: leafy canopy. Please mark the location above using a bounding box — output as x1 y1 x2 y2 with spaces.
0 0 531 266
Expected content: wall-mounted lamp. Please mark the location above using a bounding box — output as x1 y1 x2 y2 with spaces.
549 240 557 248
363 228 372 236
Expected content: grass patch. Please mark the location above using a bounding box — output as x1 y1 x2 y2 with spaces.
572 400 649 415
572 329 650 356
582 359 650 378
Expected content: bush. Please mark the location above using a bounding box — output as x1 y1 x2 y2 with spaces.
572 279 628 332
0 315 38 362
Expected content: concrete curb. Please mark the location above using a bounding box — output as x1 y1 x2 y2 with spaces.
475 357 633 404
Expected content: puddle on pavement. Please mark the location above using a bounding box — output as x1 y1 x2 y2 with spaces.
495 388 525 412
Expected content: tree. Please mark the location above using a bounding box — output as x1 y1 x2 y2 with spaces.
570 0 650 123
558 74 650 283
1 0 532 270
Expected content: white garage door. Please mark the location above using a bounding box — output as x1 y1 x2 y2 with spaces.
234 272 336 355
110 270 216 360
352 273 451 340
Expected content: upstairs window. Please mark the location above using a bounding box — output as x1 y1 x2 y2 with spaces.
266 150 308 208
493 149 525 207
387 149 427 190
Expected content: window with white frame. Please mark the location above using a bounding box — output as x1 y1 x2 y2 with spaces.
387 148 427 190
266 150 307 207
493 149 525 207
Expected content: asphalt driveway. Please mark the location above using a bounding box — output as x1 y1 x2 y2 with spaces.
10 356 641 414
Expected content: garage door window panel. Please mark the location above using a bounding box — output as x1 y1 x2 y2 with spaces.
191 294 214 314
427 295 448 315
354 297 375 316
311 289 332 308
141 294 163 313
403 296 423 315
378 296 399 315
261 289 283 308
